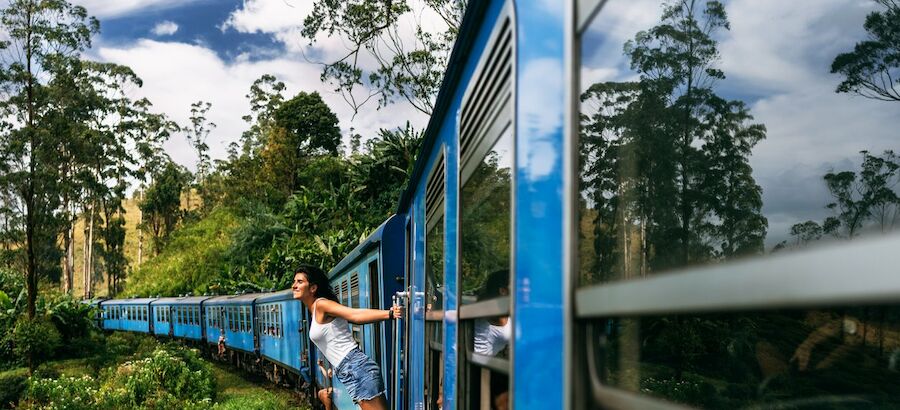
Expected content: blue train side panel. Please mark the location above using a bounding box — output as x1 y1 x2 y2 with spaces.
256 290 305 374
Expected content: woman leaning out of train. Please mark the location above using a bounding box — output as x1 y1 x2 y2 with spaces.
292 264 402 410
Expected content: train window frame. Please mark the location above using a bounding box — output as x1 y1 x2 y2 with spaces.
455 3 516 409
425 146 447 410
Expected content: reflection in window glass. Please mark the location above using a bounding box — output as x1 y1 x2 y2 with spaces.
577 0 900 286
596 306 900 408
459 127 513 304
426 215 444 311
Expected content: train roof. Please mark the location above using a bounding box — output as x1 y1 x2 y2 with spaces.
327 214 404 279
255 289 294 303
102 298 158 305
203 293 267 305
150 296 213 305
395 0 492 213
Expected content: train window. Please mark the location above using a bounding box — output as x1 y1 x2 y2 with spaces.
276 305 283 338
457 9 514 409
425 150 446 410
574 0 900 408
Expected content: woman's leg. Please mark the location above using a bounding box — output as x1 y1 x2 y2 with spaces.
357 393 388 410
318 388 333 410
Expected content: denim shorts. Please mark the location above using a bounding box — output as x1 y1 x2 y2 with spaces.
335 348 386 402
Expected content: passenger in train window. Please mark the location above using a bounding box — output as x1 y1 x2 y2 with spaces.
474 269 511 357
473 269 510 410
292 264 402 410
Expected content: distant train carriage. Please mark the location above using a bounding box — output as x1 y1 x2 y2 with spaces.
204 293 263 354
102 298 156 334
151 296 210 340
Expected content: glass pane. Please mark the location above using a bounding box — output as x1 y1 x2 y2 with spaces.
577 0 900 287
426 215 445 311
459 127 513 304
593 306 900 408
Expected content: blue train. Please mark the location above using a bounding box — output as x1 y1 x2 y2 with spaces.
98 1 900 409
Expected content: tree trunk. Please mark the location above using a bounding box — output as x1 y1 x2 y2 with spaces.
137 189 143 268
85 202 95 299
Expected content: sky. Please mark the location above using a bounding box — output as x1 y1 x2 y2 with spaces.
71 0 432 174
582 0 899 246
63 0 898 247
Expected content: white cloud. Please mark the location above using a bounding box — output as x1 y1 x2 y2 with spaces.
72 0 201 19
90 38 428 172
151 21 178 36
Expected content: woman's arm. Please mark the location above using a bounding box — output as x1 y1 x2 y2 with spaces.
317 299 402 325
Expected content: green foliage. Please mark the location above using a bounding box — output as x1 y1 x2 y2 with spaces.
23 345 214 410
140 161 189 256
10 318 61 370
0 368 28 409
25 375 97 410
274 91 341 156
128 207 238 296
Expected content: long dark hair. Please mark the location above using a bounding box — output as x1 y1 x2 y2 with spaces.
295 264 338 302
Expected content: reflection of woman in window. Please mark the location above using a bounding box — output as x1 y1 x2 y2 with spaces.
474 269 512 357
473 269 510 410
293 264 402 410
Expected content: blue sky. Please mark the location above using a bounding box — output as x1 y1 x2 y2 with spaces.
97 0 281 63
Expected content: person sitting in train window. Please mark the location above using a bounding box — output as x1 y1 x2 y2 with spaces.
292 264 402 410
474 269 511 357
217 327 227 359
473 269 511 410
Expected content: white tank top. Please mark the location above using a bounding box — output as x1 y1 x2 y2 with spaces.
309 298 358 366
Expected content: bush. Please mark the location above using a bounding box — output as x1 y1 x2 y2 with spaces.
43 296 97 358
97 346 215 409
0 368 28 409
24 375 97 410
24 345 215 410
10 318 61 369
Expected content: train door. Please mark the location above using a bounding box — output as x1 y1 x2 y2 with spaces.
425 148 446 410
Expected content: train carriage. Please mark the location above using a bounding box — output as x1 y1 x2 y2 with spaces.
151 296 211 340
256 290 306 373
204 293 264 354
101 298 156 334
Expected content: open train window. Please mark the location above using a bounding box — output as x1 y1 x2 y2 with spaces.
425 149 446 410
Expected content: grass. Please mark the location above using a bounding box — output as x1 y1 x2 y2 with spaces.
210 362 309 410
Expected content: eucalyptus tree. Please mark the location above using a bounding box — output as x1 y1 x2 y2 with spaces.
301 0 466 115
831 0 900 102
186 100 214 213
131 98 177 268
823 150 900 238
0 0 98 317
579 0 767 280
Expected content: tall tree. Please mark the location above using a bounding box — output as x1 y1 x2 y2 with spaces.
0 0 98 318
140 161 187 256
579 0 767 283
823 150 900 238
831 0 900 102
185 100 214 213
